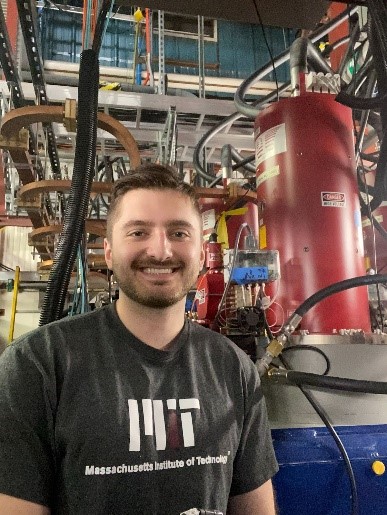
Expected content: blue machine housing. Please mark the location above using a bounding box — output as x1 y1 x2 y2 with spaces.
272 424 387 514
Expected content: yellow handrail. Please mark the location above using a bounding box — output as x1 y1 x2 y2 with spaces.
8 266 20 344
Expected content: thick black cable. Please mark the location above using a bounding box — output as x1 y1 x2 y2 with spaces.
279 356 358 515
336 89 384 109
283 370 387 395
282 345 331 376
337 17 361 78
359 152 379 163
39 50 99 325
344 55 374 96
294 274 387 318
251 0 279 101
359 193 387 242
92 0 113 54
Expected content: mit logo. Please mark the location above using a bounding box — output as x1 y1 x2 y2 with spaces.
127 398 200 451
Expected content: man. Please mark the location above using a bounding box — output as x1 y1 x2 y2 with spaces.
0 163 278 514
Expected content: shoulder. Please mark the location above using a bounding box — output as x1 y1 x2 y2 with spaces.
0 305 113 364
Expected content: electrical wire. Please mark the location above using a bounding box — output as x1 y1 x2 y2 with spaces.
281 345 331 376
267 286 357 513
0 263 14 271
214 222 254 323
266 302 284 333
279 355 359 515
251 0 279 101
263 312 331 376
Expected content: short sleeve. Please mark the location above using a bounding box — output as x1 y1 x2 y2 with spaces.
229 362 279 496
0 342 56 507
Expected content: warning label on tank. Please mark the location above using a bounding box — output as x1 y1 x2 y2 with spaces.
255 123 287 166
202 209 216 236
321 192 346 207
197 289 206 305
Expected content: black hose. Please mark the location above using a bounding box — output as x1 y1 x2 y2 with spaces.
295 274 387 318
193 81 290 182
366 132 387 213
39 49 99 325
359 191 387 243
92 0 113 54
344 55 374 96
336 89 384 110
232 154 255 172
282 370 387 394
359 152 379 164
337 18 361 78
368 2 387 100
279 356 359 515
282 345 331 376
229 146 256 174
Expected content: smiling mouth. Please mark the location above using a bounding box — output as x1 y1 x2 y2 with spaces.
141 267 177 274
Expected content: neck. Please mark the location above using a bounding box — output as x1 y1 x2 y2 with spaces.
115 294 186 350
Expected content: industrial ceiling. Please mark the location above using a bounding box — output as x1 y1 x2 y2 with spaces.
117 0 331 29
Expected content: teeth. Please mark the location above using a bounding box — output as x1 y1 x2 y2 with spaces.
143 268 174 274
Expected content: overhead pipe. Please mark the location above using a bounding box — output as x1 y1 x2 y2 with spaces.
193 82 291 182
234 5 359 119
289 36 333 95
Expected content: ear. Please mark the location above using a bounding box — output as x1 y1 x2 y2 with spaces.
104 238 113 270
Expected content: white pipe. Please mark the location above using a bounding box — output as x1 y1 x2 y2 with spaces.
42 60 280 95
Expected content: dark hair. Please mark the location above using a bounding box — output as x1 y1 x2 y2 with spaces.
106 163 201 240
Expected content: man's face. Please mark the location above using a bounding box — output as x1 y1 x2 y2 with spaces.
104 188 205 309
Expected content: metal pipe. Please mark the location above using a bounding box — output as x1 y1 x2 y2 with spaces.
234 5 359 119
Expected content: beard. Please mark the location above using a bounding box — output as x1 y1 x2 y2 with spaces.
112 257 199 309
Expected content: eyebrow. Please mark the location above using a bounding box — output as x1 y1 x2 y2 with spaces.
121 220 196 230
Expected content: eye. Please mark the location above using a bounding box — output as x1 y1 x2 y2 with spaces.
171 231 189 239
128 230 146 237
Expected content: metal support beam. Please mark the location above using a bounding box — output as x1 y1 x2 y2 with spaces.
15 0 61 177
157 10 166 95
198 15 205 99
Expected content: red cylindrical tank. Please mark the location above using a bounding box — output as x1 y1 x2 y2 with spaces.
255 93 370 333
205 240 223 270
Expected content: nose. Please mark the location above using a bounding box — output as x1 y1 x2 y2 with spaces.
145 229 173 261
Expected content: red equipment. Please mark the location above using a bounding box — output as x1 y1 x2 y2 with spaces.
255 93 371 333
197 197 259 326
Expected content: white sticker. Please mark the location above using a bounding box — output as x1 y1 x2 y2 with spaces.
321 192 346 207
201 209 216 231
257 164 280 187
255 123 287 167
198 289 206 305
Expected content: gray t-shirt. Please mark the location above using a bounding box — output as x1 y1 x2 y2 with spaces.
0 303 278 514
